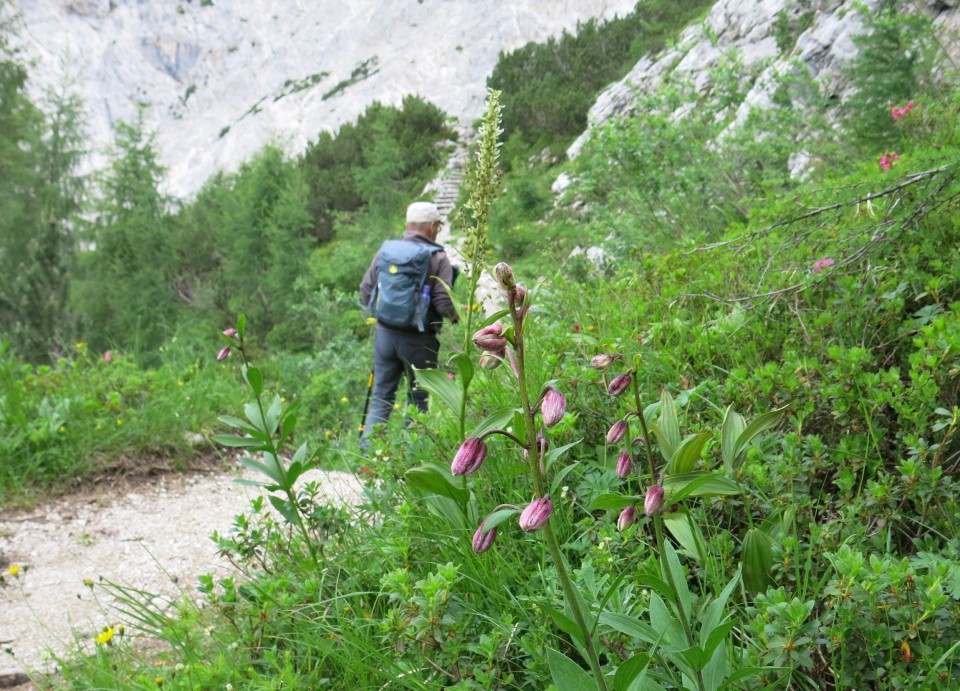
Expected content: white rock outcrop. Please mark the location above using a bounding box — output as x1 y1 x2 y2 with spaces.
7 0 637 198
567 0 960 159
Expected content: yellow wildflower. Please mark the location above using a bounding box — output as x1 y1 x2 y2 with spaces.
340 397 349 403
75 342 86 350
7 564 20 577
116 419 123 425
95 626 115 645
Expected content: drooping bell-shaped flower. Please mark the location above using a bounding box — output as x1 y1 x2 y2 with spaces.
617 505 637 531
216 346 231 362
644 484 665 516
608 372 633 397
590 353 615 370
615 450 633 478
607 419 628 445
473 323 506 352
541 387 567 428
518 495 553 532
451 437 487 476
472 521 498 554
222 328 238 337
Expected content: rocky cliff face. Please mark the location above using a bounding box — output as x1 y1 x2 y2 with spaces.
7 0 636 197
567 0 960 159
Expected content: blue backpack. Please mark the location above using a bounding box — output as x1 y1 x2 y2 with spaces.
367 239 442 332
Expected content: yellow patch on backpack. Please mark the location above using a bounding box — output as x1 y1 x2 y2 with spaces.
389 265 398 274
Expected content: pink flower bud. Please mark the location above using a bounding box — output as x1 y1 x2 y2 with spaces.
494 262 516 291
607 420 628 445
518 495 552 532
513 284 529 318
222 328 238 337
615 450 633 478
644 484 664 517
617 505 637 531
591 353 615 370
479 350 504 370
541 387 566 428
216 346 231 362
473 324 506 351
103 351 113 363
451 437 487 476
608 372 632 397
536 434 549 458
472 522 498 554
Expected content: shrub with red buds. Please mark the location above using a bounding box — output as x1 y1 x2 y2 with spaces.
473 323 507 351
451 437 488 476
608 372 633 397
607 419 628 445
472 522 498 554
644 484 665 516
518 495 553 531
615 450 633 478
541 387 567 428
617 505 637 531
590 353 615 370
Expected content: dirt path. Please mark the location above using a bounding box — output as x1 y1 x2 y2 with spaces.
0 463 364 687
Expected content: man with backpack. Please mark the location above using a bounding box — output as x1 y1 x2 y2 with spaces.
359 201 458 448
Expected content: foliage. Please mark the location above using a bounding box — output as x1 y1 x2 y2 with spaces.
299 95 456 240
488 0 714 147
7 5 960 691
0 39 85 362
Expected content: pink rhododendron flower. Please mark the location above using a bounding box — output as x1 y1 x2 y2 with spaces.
812 258 836 274
878 152 900 172
891 101 917 120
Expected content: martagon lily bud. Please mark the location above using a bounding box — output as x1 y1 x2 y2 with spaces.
216 346 231 362
472 521 498 554
615 450 633 478
541 387 566 428
494 262 516 292
607 419 628 445
608 372 633 397
644 484 665 516
518 495 553 531
473 324 507 352
451 437 487 476
590 353 615 370
617 505 637 531
479 350 504 370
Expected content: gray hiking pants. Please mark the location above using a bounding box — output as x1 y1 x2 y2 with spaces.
361 326 439 446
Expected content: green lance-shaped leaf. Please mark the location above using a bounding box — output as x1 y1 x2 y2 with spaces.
588 493 639 511
726 406 789 472
742 528 776 595
546 647 599 691
658 389 681 461
663 472 740 503
405 462 470 506
243 364 263 397
667 430 712 475
414 367 463 416
720 406 746 470
470 407 516 438
451 352 475 393
663 509 707 562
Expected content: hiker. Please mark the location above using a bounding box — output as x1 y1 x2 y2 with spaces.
359 201 458 447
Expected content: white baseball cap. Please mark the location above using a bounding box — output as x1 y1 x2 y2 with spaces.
406 201 440 223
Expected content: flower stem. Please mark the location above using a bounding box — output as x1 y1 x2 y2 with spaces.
632 381 705 691
511 295 607 691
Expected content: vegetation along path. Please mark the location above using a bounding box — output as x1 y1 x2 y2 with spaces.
0 463 364 687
